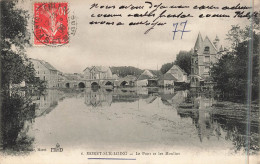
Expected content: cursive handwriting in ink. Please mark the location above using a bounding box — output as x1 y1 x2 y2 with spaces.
172 20 191 40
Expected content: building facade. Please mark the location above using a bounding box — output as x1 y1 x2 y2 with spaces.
137 70 158 87
83 66 113 80
158 65 187 87
31 59 58 88
158 73 178 87
166 65 187 82
190 33 224 87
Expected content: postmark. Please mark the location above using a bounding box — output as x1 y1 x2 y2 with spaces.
34 2 69 46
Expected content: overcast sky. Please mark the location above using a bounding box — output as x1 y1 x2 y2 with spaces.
21 0 257 73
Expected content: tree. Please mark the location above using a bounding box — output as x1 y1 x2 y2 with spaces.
211 17 260 100
226 25 245 49
174 50 192 75
1 1 36 90
1 2 45 152
160 62 173 74
110 66 143 77
2 93 36 151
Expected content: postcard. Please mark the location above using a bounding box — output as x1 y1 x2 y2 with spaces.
0 0 259 163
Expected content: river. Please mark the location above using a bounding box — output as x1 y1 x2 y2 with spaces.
0 87 259 156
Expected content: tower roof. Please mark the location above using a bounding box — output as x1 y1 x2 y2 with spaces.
203 36 218 53
219 45 224 52
215 35 220 41
194 32 203 52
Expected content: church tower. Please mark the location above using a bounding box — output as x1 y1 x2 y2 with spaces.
190 32 203 87
190 33 220 88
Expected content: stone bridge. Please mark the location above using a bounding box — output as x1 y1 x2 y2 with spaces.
59 77 137 88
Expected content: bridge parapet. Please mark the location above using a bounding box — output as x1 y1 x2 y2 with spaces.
59 77 137 88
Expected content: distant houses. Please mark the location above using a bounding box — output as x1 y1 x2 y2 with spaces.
135 67 188 87
158 73 177 87
30 59 189 89
119 75 137 87
158 65 187 87
83 66 113 80
31 58 58 88
136 70 159 87
166 65 187 82
28 32 227 89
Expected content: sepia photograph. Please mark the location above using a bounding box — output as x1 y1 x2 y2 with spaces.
0 0 259 163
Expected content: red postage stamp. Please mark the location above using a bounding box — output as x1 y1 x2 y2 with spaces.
34 2 69 46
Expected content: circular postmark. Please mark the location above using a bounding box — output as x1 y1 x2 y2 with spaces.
33 2 76 47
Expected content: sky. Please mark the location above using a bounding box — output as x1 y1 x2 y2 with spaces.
20 0 257 73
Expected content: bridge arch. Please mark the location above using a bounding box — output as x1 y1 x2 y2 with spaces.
78 82 85 88
105 81 113 86
91 82 99 88
120 81 128 87
65 83 70 88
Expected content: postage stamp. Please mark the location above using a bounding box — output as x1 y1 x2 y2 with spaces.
34 2 69 46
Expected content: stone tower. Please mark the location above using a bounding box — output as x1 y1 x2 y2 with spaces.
190 33 219 88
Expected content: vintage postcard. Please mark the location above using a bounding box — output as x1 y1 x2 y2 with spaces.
0 0 259 163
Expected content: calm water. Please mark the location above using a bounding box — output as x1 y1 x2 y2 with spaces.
1 88 259 155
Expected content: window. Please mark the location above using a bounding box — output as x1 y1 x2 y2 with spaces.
204 46 210 53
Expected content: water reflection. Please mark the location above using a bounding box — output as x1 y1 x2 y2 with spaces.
32 90 62 117
1 91 36 153
0 88 259 154
84 88 113 107
177 90 259 154
0 90 63 154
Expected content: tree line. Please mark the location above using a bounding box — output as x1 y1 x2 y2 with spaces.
1 1 44 152
1 1 45 92
110 66 143 77
160 50 192 75
211 17 260 101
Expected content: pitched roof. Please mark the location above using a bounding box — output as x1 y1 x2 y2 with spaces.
160 73 178 81
112 74 119 79
30 58 57 71
174 65 187 75
137 70 156 80
167 65 187 75
194 32 203 52
95 66 110 72
83 67 91 72
204 36 218 52
138 74 154 80
149 70 162 77
83 66 110 72
44 62 57 71
123 75 137 80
